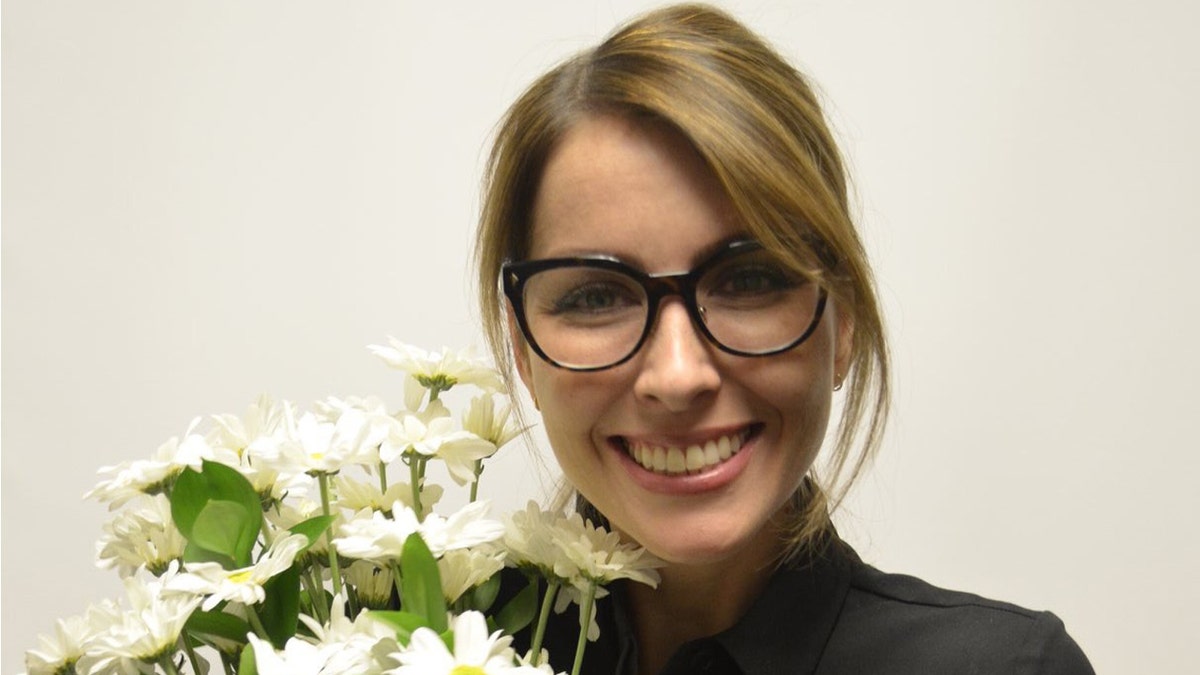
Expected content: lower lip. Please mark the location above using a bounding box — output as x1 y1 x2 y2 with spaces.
612 430 758 496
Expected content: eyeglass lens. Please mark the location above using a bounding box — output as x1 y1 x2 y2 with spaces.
520 246 822 369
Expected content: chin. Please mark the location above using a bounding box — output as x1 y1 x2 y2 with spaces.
617 509 783 569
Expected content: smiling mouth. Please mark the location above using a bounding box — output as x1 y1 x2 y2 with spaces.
618 427 756 476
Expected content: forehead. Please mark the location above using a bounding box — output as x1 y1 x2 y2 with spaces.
528 112 740 270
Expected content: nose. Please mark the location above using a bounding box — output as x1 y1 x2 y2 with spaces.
632 298 721 412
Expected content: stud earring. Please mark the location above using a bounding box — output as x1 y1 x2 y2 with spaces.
833 373 845 392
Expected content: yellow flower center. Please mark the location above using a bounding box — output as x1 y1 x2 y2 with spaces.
228 569 253 584
449 667 487 675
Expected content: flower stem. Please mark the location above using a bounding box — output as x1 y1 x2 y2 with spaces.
378 460 389 494
530 579 561 663
259 520 276 548
178 635 202 674
158 652 183 675
409 455 422 518
246 606 271 640
220 652 236 675
469 459 483 502
347 583 361 618
317 472 344 598
571 581 598 675
391 561 405 607
303 565 329 625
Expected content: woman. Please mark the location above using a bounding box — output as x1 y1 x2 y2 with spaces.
476 4 1093 674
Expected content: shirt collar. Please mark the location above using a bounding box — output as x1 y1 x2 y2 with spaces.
606 538 857 675
713 540 856 674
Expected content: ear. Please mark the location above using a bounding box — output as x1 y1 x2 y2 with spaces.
506 303 538 408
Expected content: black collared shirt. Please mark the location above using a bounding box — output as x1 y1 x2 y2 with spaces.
517 539 1094 674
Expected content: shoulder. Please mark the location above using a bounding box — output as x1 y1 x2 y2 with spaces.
819 559 1095 674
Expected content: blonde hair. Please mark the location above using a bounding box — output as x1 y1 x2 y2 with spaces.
475 3 889 557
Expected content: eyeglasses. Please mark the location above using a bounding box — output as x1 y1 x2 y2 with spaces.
502 239 828 371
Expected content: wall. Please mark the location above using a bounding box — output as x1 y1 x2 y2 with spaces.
5 1 1198 672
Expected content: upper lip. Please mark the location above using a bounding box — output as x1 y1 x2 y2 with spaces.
611 423 758 448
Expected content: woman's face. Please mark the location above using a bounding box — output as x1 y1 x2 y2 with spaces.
513 113 850 566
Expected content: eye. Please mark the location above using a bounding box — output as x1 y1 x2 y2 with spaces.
551 281 641 314
708 262 800 297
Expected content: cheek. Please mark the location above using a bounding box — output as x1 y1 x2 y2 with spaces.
529 367 619 456
748 338 837 467
788 381 833 462
761 363 833 437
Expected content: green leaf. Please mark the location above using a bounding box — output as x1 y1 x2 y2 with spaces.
190 500 251 561
399 533 447 633
238 642 259 675
287 515 335 553
182 540 235 569
170 460 263 567
366 610 429 646
260 563 301 649
197 460 263 563
466 571 502 613
186 610 251 649
170 468 209 538
495 577 538 635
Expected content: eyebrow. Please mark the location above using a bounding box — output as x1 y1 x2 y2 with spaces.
532 233 752 272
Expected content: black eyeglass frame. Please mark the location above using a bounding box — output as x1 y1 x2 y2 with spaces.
501 239 829 372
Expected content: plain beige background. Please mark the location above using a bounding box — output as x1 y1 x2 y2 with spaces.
4 1 1199 672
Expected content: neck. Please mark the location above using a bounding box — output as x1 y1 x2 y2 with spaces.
625 526 783 675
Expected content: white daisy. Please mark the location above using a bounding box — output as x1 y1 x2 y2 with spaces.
247 632 337 675
168 533 309 610
206 397 314 499
262 408 382 476
369 339 503 394
24 600 121 675
334 501 503 563
312 394 391 424
462 394 521 450
388 611 542 675
516 649 566 675
83 568 203 674
551 583 608 643
438 547 506 604
502 502 574 580
207 394 295 457
417 501 506 558
343 560 395 610
379 413 494 485
86 422 222 507
505 508 660 645
332 505 421 564
266 497 330 557
551 513 662 589
313 396 396 458
95 494 186 577
334 475 443 518
299 594 399 675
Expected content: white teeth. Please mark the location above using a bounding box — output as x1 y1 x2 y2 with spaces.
627 431 749 476
652 446 666 472
666 448 686 473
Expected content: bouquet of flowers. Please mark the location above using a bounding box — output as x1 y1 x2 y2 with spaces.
22 339 662 675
